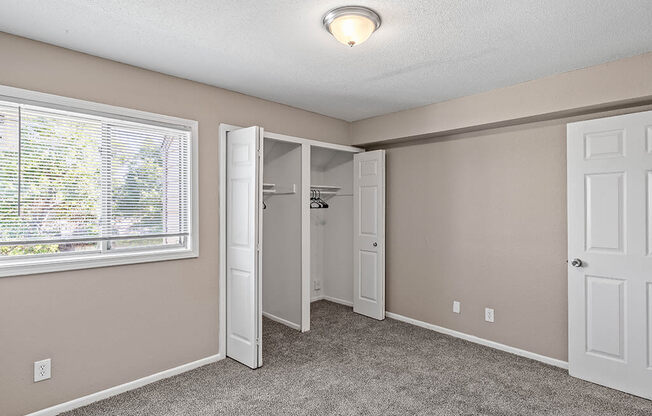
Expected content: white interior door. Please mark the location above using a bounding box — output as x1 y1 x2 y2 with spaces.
353 150 386 320
568 110 652 399
226 126 263 369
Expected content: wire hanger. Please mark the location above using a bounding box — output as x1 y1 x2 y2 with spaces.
310 190 328 209
318 190 328 208
310 190 321 209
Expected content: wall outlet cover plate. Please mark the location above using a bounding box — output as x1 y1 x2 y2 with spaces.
484 308 495 323
34 358 51 382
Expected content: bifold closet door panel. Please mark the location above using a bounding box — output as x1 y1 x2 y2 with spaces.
353 150 386 320
225 126 263 369
262 139 302 329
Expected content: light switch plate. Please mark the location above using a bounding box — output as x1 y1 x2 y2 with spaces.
453 301 461 314
34 358 51 382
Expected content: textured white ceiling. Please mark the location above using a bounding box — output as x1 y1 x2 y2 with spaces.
1 1 651 121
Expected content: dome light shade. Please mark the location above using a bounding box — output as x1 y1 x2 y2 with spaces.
323 6 381 47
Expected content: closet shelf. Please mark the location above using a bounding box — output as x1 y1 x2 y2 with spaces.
310 185 341 196
263 183 296 195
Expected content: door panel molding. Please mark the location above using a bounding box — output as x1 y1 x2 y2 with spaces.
585 275 626 361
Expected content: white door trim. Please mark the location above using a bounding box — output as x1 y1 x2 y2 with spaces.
300 143 311 332
264 131 363 153
218 123 236 359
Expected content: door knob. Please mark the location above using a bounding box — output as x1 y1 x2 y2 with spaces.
372 242 377 247
570 258 583 268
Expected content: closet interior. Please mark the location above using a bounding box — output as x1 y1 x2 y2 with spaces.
310 146 354 309
222 124 385 369
262 138 302 330
261 140 356 331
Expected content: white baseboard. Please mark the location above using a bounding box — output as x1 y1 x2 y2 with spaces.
324 295 353 307
262 311 301 330
311 295 353 307
27 353 224 416
385 312 568 370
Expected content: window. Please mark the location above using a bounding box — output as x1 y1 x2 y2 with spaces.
0 87 197 277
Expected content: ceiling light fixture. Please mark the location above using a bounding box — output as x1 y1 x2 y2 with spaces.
323 6 381 47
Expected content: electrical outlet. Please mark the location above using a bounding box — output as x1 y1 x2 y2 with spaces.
485 308 495 323
314 280 321 291
453 301 461 314
34 359 51 382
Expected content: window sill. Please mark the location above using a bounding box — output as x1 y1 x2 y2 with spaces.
0 247 199 278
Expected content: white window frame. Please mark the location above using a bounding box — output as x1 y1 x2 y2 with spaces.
0 85 199 278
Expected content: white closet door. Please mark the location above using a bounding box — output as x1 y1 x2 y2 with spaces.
353 150 386 320
226 126 263 369
568 110 652 399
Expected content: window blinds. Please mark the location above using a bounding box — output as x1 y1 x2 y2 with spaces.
0 101 191 246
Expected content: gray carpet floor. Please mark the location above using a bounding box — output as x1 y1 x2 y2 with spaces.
65 300 652 415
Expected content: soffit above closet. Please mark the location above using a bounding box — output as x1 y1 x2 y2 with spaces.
1 1 650 122
310 147 356 173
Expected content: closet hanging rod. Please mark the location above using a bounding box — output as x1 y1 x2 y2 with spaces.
310 185 350 197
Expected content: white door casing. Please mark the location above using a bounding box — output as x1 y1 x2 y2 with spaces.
567 110 652 399
353 150 386 320
225 126 263 369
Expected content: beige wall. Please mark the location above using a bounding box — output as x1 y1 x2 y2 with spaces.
382 122 569 360
0 33 350 416
379 105 652 362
